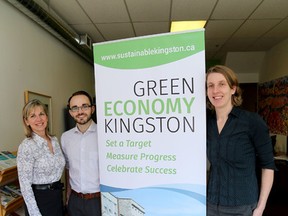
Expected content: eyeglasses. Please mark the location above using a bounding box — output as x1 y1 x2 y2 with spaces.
70 104 92 112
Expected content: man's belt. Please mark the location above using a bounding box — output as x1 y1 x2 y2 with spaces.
32 180 63 190
71 189 100 200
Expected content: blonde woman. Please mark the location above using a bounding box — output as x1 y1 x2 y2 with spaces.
17 99 65 216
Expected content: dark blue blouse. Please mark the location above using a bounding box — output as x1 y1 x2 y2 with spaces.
207 107 276 206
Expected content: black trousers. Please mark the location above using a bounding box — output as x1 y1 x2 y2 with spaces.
67 192 101 216
25 187 64 216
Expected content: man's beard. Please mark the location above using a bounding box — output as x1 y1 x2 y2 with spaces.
74 113 92 125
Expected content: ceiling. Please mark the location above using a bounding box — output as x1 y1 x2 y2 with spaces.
17 0 288 62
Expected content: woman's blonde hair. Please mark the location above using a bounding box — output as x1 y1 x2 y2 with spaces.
22 99 51 138
206 65 243 110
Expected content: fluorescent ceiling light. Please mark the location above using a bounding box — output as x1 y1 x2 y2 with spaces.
170 21 206 32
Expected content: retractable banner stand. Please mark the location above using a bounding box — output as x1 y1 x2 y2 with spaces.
93 29 206 216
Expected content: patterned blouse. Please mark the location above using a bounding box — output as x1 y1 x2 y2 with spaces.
17 133 65 216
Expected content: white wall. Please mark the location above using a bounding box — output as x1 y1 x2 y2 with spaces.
260 38 288 82
0 1 95 151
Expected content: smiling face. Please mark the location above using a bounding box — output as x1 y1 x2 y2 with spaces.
24 105 48 136
206 72 236 111
69 94 95 125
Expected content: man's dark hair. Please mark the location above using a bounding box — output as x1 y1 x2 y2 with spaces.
67 90 93 108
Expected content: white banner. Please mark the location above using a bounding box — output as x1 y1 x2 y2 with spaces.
94 29 206 216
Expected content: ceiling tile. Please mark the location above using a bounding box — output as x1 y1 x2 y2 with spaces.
22 0 288 62
232 19 281 38
96 23 135 41
126 0 171 22
78 0 130 23
250 0 288 19
250 38 286 51
205 20 244 39
263 19 288 39
171 0 217 20
49 0 90 24
134 22 170 36
211 0 262 19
